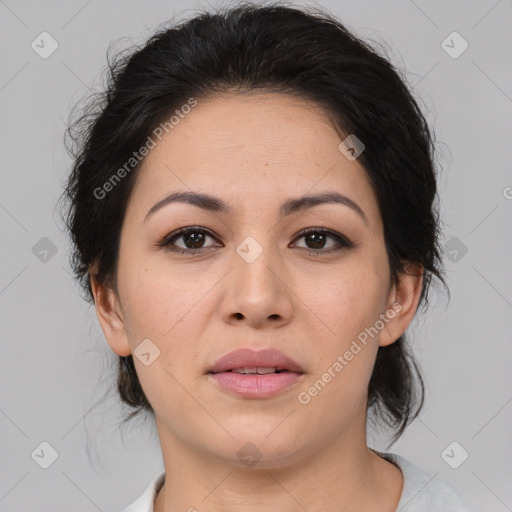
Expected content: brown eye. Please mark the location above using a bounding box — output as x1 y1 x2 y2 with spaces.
293 228 353 255
159 227 221 254
158 226 353 256
178 230 208 249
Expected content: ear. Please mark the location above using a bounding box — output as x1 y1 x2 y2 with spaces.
379 262 424 348
89 268 132 357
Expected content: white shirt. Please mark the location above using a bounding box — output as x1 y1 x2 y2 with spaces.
119 452 468 511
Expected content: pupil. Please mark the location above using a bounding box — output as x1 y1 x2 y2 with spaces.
307 233 325 249
185 232 205 248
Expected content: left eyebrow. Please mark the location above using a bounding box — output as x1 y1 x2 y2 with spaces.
280 191 368 225
144 190 368 225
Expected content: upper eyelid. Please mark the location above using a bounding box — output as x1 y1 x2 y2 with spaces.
163 226 350 247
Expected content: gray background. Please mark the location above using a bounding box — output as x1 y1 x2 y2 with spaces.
1 0 511 510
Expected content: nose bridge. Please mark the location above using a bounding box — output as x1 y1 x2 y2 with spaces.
222 230 293 326
234 232 281 296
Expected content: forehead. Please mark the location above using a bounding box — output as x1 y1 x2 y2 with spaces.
128 92 381 228
149 92 344 163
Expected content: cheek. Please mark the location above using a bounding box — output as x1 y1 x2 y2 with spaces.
296 266 385 396
297 265 385 340
119 256 192 334
119 267 207 408
118 261 215 373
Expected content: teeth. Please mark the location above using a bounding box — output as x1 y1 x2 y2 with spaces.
231 367 278 374
256 367 278 374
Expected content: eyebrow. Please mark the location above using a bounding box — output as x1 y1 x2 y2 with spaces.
144 190 368 224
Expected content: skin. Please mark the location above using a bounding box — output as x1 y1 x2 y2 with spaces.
90 92 423 511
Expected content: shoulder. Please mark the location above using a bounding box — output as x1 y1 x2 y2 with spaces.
378 451 468 512
119 472 165 512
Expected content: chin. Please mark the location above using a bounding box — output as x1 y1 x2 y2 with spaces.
208 430 309 470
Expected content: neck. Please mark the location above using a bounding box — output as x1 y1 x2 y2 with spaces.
153 420 402 512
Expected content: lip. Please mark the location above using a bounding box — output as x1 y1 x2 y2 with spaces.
208 348 304 374
210 371 303 398
207 348 305 399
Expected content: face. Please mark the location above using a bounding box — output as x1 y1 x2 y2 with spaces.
93 92 421 468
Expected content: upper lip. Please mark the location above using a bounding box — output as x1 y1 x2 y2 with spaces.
208 348 304 374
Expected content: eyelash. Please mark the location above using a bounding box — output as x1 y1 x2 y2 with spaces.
157 226 354 257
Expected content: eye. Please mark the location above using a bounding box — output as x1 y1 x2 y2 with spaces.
158 226 221 255
157 226 354 256
292 227 353 255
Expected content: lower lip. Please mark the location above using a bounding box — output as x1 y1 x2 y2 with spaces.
209 371 303 398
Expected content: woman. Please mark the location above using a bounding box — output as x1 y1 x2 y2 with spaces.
63 3 468 511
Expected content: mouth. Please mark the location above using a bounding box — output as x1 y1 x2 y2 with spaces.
207 347 304 375
210 367 299 375
207 348 305 398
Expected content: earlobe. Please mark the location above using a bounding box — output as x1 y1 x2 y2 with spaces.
379 263 424 347
89 270 132 357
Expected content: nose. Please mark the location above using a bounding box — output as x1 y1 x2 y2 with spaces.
220 241 294 329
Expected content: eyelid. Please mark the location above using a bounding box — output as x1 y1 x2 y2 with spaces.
157 226 220 250
157 226 354 254
293 227 352 245
291 227 354 253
